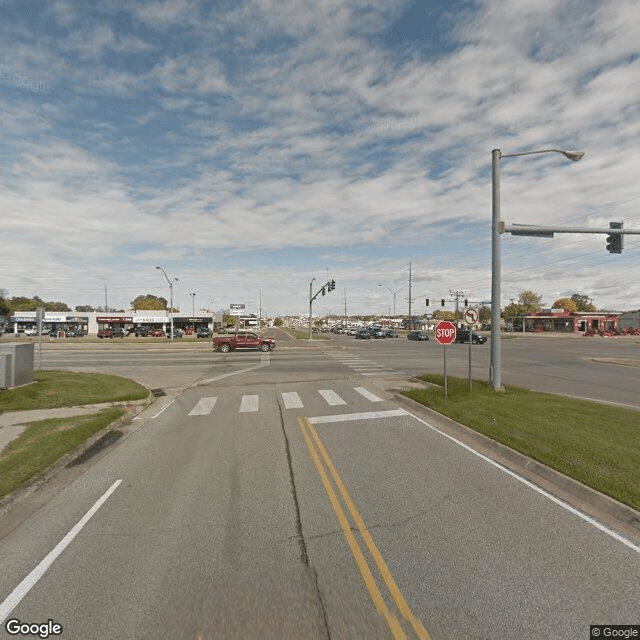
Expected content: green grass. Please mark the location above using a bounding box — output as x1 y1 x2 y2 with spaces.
0 408 125 499
0 370 148 413
403 375 640 510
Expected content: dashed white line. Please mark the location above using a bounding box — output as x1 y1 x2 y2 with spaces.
354 387 384 402
318 390 347 406
188 397 218 416
281 392 304 409
239 395 259 412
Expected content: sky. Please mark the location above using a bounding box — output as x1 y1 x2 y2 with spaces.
1 0 639 318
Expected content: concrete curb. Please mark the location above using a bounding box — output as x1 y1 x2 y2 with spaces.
391 391 640 545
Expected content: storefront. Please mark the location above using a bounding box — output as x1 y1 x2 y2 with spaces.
509 310 619 333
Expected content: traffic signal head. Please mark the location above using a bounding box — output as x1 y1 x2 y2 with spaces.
441 299 445 306
322 286 326 296
331 279 336 291
606 221 623 254
425 298 429 306
464 299 468 306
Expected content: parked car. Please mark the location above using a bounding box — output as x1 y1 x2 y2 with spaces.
97 328 114 338
166 329 183 339
134 326 150 337
197 327 212 338
371 328 386 338
355 329 372 339
150 328 165 337
23 327 38 336
385 330 399 338
407 330 429 341
455 328 487 344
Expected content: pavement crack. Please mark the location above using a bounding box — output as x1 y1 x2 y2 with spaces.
276 396 332 640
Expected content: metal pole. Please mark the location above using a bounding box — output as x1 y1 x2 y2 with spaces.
170 282 174 341
308 279 314 339
468 330 472 391
490 149 503 390
443 345 448 399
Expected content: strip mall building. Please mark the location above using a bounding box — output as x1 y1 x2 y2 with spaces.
7 310 222 335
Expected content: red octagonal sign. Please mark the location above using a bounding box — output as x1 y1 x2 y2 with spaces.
435 320 457 345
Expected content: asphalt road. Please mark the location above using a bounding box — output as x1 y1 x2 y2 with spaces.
1 336 639 639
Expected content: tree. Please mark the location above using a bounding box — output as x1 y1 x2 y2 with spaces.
478 304 491 323
131 294 167 310
552 298 578 313
0 289 9 318
502 290 543 319
75 305 95 312
273 317 283 327
570 294 596 312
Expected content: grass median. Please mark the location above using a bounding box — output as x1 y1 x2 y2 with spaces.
0 370 149 500
0 370 148 413
402 375 640 511
0 408 125 499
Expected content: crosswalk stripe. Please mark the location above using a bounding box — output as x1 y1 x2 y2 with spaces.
281 392 303 409
354 387 384 402
240 395 259 412
318 389 347 406
188 397 218 416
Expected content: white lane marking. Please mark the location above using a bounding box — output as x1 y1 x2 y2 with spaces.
354 387 384 403
318 390 347 406
281 392 304 409
309 409 407 424
240 395 259 413
196 362 267 386
0 480 123 624
152 400 175 418
188 397 218 416
403 410 640 555
362 371 396 376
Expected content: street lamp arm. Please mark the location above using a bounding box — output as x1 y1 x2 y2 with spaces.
499 148 585 162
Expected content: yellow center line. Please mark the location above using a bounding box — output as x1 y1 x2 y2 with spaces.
301 417 432 640
298 418 407 640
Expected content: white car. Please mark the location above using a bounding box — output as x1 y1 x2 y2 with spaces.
23 327 38 336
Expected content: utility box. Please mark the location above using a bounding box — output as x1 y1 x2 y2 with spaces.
0 342 34 389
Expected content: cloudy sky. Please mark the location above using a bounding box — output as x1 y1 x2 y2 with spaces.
1 0 639 318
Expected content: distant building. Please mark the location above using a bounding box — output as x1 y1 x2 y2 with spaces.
507 309 619 333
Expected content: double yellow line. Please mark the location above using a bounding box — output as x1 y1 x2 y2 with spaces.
298 417 431 640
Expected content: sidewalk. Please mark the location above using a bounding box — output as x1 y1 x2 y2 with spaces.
0 402 146 454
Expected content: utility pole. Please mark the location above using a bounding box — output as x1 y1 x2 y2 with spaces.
449 289 467 318
408 262 412 330
104 285 108 312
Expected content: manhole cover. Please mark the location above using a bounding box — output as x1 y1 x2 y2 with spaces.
150 388 166 397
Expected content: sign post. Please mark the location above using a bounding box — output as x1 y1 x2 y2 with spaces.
435 320 456 398
463 307 479 391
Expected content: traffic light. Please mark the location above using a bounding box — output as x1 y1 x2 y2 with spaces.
441 299 445 306
330 279 336 291
464 299 468 306
425 298 429 306
322 286 326 296
606 221 623 254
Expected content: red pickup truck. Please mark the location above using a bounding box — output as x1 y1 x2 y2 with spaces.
213 331 275 353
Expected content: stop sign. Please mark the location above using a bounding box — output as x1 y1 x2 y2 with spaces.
435 320 457 345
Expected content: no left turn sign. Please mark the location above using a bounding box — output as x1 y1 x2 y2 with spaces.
463 307 479 327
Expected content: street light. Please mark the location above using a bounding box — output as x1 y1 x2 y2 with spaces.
490 147 584 390
156 266 179 341
190 292 196 332
378 284 404 330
